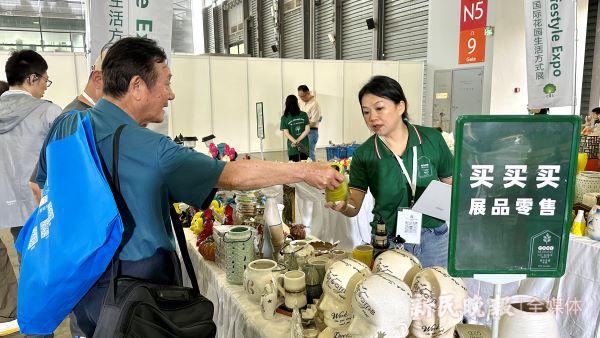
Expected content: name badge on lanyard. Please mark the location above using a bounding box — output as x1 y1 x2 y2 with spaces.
382 138 422 244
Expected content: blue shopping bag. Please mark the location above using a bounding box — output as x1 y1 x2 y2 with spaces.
14 113 123 334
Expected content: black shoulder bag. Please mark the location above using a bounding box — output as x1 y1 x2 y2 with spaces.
93 125 217 338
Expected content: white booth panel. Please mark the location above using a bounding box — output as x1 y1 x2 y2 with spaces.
210 57 250 153
171 55 213 147
343 61 372 144
40 53 79 108
372 61 399 81
247 58 285 153
282 59 314 102
314 60 344 146
73 53 89 94
398 62 424 125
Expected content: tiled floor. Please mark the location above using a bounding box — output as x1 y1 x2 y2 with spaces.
0 148 329 338
0 229 71 338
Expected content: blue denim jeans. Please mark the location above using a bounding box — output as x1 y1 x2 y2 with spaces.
385 223 449 268
308 129 318 161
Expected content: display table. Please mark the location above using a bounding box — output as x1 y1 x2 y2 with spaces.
183 229 291 338
554 235 600 338
291 182 374 250
466 235 600 338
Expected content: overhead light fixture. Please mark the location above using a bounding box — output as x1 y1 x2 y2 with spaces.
366 18 375 30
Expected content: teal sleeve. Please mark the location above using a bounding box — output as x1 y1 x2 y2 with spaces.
158 137 226 208
436 133 454 178
349 151 368 192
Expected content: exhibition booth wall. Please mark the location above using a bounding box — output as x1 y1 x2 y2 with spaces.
426 0 590 120
0 53 424 153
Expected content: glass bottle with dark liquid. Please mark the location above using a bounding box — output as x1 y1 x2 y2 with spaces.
372 217 389 257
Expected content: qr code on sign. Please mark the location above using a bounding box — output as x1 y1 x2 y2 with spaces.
405 219 418 234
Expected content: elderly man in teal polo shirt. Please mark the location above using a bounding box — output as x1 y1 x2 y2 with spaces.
34 37 343 336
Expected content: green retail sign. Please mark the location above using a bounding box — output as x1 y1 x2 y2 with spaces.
448 115 580 278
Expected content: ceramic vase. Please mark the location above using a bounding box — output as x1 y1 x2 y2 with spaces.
587 209 600 240
243 259 283 303
574 171 600 204
498 295 559 338
225 226 255 285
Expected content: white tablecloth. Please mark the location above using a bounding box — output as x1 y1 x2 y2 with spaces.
291 182 374 250
465 235 600 338
183 229 291 338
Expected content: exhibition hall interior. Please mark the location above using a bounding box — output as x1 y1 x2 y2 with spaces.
0 0 599 337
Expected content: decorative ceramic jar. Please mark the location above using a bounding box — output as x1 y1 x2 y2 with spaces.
498 295 559 338
574 171 600 204
372 249 422 285
243 259 284 303
224 226 255 285
347 273 412 338
319 259 371 333
290 240 315 268
213 225 230 269
410 267 468 338
587 208 600 240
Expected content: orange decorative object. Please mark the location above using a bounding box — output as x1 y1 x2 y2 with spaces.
198 237 216 261
586 159 599 171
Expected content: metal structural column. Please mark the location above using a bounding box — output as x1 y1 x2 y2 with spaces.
303 0 315 59
256 0 264 56
590 2 600 111
243 0 251 55
278 0 284 58
375 0 384 60
334 0 342 59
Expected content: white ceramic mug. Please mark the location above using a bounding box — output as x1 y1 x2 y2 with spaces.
276 270 307 309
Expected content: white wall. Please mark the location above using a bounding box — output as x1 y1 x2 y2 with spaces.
426 0 589 121
0 52 87 108
0 52 423 154
425 0 495 126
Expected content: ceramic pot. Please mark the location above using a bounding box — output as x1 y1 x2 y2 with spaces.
290 240 315 268
224 226 255 285
243 259 282 303
575 171 600 204
498 295 559 338
587 209 600 240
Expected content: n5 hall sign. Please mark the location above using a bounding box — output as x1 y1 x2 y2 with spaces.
459 0 487 64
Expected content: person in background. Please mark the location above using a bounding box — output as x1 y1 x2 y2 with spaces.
33 37 343 335
29 52 106 206
281 94 310 162
298 85 321 161
0 50 61 336
583 107 600 134
0 81 8 96
326 75 454 268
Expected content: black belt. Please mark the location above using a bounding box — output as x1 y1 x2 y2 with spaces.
310 127 318 130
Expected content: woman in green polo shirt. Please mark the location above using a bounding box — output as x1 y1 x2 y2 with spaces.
280 95 310 162
327 76 454 268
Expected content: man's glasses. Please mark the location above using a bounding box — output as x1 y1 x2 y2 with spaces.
34 73 52 88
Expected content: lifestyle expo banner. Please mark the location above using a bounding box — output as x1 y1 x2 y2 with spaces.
87 0 173 134
524 0 576 109
88 0 173 64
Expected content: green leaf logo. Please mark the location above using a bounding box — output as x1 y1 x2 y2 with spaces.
543 83 557 94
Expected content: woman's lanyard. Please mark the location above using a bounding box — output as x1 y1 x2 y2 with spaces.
380 136 418 207
81 91 96 106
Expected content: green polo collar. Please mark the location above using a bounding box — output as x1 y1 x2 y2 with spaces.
374 120 422 159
